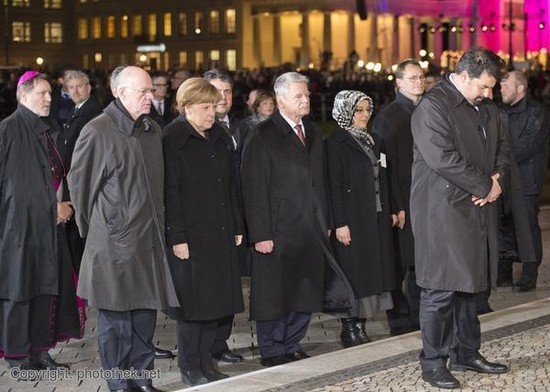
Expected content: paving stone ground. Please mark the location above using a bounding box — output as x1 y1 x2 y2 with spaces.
2 208 550 392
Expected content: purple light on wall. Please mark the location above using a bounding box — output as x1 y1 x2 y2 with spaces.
524 0 548 50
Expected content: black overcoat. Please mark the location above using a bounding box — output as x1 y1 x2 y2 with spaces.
0 105 58 301
411 76 509 293
325 127 396 298
372 91 415 266
163 116 244 321
241 112 354 321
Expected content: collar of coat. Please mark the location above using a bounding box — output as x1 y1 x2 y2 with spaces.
104 98 159 137
271 111 315 142
440 73 478 108
165 115 231 149
502 94 528 114
395 90 417 112
332 126 377 154
15 104 51 136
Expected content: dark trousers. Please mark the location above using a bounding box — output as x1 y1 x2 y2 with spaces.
419 289 480 372
0 296 54 360
256 312 311 358
176 319 217 369
386 266 421 331
97 309 156 390
212 315 233 354
523 195 542 278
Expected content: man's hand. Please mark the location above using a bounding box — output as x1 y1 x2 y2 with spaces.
235 235 243 246
336 225 351 246
173 243 190 260
472 173 502 206
57 201 73 225
397 210 406 229
255 240 274 254
391 214 398 228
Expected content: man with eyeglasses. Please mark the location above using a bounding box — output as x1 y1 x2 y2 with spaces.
69 66 179 392
373 59 425 337
150 72 175 128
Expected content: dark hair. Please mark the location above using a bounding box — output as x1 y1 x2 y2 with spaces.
455 47 506 80
252 90 275 114
395 59 421 79
203 69 232 87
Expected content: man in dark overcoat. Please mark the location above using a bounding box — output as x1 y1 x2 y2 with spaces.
0 72 72 374
410 48 509 389
68 66 179 392
241 71 353 367
372 59 425 335
499 70 550 292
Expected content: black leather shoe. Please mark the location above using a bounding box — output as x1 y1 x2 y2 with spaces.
286 350 310 362
31 351 69 370
340 318 364 347
355 318 371 343
154 346 174 359
180 368 208 386
513 279 536 292
422 367 460 389
260 355 290 367
450 355 508 374
201 360 229 382
212 349 243 363
132 386 165 392
7 358 40 381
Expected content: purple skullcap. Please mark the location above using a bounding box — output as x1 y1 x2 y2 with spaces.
17 71 41 87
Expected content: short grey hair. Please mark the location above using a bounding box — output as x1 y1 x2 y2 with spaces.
274 72 309 99
64 70 89 84
109 65 127 96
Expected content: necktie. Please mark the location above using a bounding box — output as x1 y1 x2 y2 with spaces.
157 101 163 115
295 124 306 146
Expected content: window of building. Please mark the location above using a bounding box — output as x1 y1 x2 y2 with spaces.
195 51 204 69
133 14 142 37
163 12 172 37
179 51 187 68
94 52 102 63
194 12 202 34
78 17 88 40
120 53 127 65
82 54 89 69
225 9 236 34
44 0 62 8
226 49 236 71
148 13 157 41
178 12 187 36
120 15 128 38
44 22 62 43
106 16 115 38
210 10 219 34
12 21 31 42
210 50 220 61
79 0 87 3
92 16 101 39
12 0 30 7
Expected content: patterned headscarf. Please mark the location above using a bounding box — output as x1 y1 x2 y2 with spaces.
332 90 374 132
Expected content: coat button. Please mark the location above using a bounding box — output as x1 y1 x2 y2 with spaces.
217 178 222 182
221 226 226 231
211 153 216 159
221 202 225 207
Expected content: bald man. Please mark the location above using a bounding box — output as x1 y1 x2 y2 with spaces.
69 66 179 392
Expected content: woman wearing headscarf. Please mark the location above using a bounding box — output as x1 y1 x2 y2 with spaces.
325 90 397 348
163 77 245 386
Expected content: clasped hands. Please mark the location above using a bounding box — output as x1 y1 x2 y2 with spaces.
471 173 502 207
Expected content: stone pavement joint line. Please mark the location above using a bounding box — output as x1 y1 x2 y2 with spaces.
264 315 550 391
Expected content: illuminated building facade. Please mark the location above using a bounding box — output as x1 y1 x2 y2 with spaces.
1 0 549 70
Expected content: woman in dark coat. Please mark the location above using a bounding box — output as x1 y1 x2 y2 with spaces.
325 90 396 347
163 78 244 386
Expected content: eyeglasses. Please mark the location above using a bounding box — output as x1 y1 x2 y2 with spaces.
402 75 426 82
122 86 156 95
355 107 373 114
153 83 168 87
